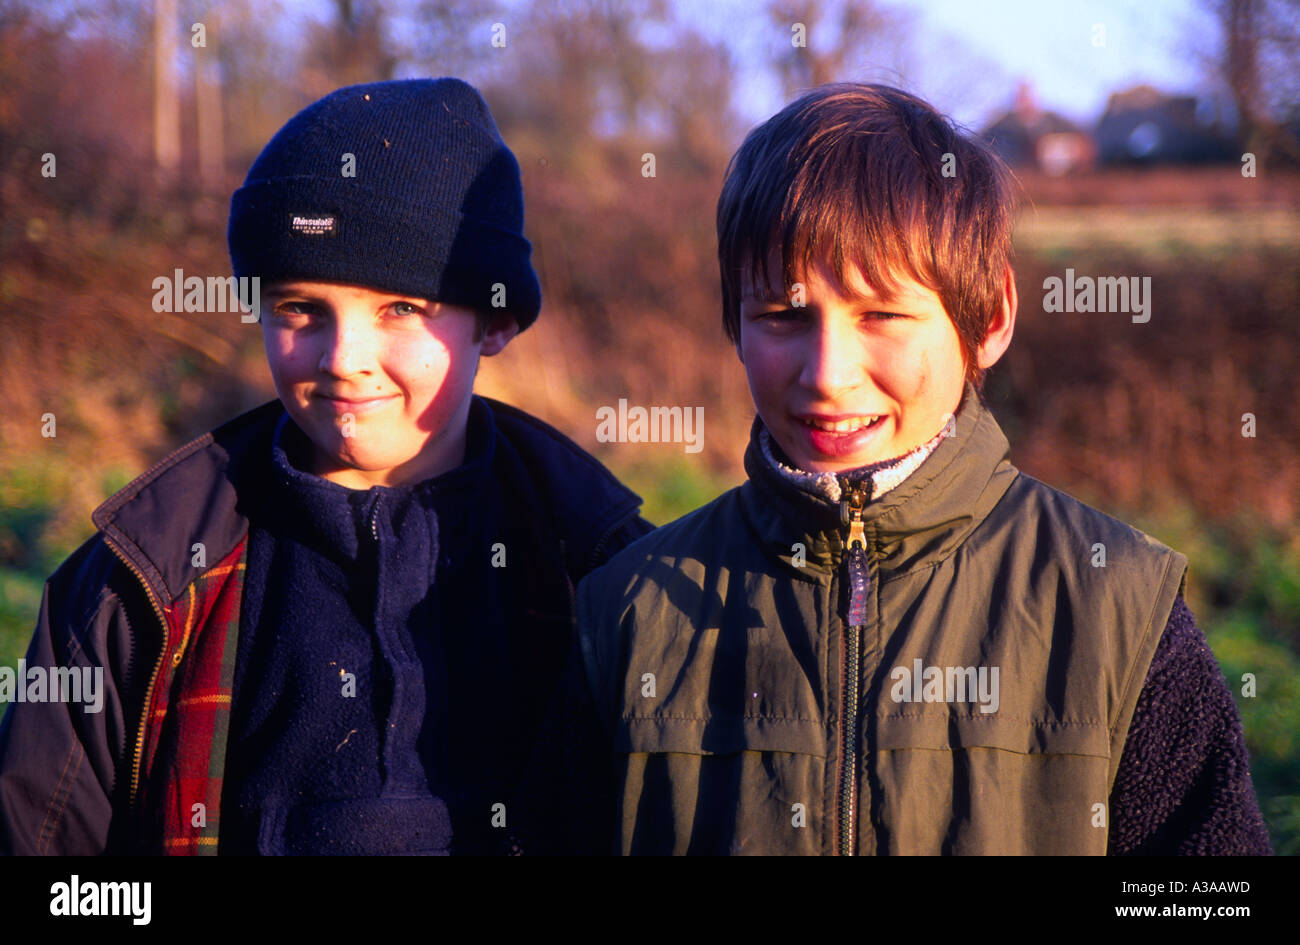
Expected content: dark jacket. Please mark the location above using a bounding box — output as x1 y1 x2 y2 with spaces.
0 395 651 855
575 383 1272 855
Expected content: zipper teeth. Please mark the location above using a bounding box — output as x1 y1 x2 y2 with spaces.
103 538 169 807
840 620 860 854
838 476 868 857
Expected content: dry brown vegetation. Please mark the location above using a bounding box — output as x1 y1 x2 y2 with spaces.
0 5 1296 538
1 0 1298 854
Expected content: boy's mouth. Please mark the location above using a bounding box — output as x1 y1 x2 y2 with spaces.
795 413 888 458
316 393 399 414
800 415 884 433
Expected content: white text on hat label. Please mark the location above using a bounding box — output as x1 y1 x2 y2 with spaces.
290 213 338 236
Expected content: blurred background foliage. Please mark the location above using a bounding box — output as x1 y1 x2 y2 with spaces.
0 0 1296 853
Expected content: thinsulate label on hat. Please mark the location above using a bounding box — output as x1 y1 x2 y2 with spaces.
289 212 338 236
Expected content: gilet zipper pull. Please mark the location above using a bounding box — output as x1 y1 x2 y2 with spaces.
839 478 869 551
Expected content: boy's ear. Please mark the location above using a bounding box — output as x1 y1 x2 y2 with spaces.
480 312 520 356
976 265 1017 370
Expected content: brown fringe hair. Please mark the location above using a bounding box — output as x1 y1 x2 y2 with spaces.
717 83 1019 390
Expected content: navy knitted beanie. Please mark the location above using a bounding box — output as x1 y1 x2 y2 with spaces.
228 77 541 331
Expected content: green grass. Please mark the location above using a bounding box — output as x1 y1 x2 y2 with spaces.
0 569 43 667
0 506 52 670
601 453 740 527
0 462 68 669
0 458 135 671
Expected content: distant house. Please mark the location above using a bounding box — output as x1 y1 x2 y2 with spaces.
1094 85 1236 164
981 84 1095 175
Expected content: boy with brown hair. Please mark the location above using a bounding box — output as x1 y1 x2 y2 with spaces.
573 83 1272 855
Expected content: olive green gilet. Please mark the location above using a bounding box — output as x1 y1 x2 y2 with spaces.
576 384 1188 855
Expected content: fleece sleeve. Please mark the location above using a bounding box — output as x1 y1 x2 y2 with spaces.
1107 594 1274 855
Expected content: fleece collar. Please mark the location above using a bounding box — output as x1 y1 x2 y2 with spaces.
261 397 495 569
739 382 1021 579
757 423 947 505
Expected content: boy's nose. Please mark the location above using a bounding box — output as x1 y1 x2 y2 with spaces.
799 321 866 396
318 321 377 378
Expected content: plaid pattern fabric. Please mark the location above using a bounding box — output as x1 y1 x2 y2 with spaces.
138 538 248 855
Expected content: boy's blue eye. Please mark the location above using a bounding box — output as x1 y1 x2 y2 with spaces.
275 301 316 317
391 301 423 317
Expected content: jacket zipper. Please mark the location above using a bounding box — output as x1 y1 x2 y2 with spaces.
837 477 871 856
102 538 170 809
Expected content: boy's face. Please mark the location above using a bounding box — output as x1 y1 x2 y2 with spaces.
738 252 1014 474
261 281 517 489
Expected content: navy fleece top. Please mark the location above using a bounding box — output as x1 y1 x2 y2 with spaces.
220 400 499 855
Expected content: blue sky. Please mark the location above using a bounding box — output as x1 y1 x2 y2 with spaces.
676 0 1216 129
904 0 1209 124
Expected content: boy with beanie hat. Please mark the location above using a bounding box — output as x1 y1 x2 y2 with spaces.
0 78 652 855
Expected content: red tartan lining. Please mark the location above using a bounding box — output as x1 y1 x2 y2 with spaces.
139 537 247 855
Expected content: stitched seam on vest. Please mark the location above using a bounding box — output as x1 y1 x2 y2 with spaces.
880 746 1111 759
880 713 1106 726
1109 551 1175 744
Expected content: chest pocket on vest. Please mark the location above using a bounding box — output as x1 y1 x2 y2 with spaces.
613 715 828 855
871 713 1113 855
